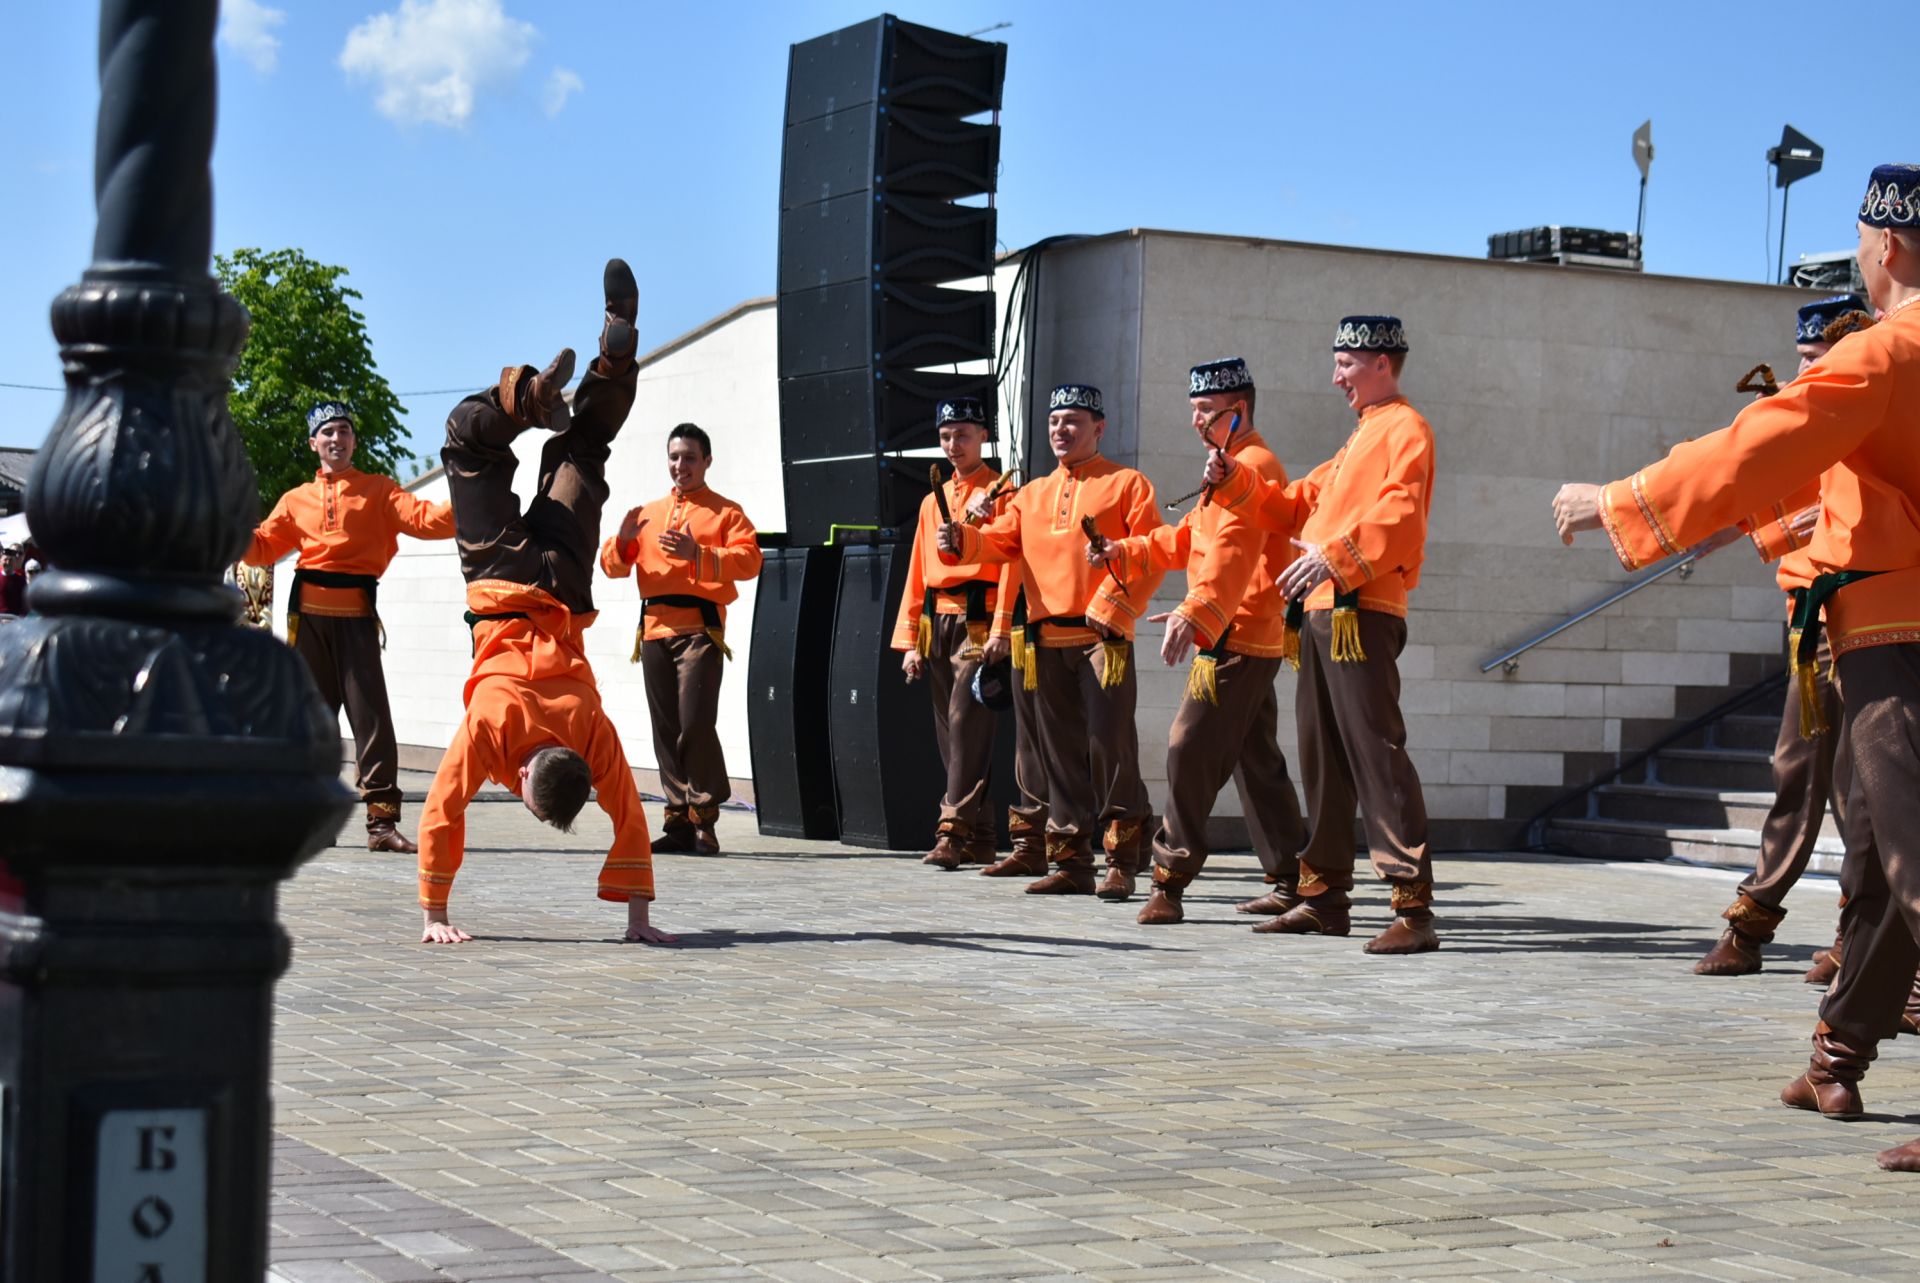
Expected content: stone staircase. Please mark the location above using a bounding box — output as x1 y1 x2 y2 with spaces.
1538 669 1842 874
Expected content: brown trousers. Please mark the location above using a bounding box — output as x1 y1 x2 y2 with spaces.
1295 610 1433 906
441 361 637 610
1009 646 1049 835
1820 642 1920 1044
1033 641 1152 855
923 614 996 832
639 632 729 822
1153 652 1306 888
296 613 401 809
1740 637 1849 911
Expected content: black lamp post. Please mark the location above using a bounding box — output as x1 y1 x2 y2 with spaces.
0 2 353 1277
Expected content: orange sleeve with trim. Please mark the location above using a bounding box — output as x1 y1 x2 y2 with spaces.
891 495 936 651
599 505 645 579
1739 480 1821 564
1086 473 1167 636
416 714 499 909
1596 334 1897 572
386 483 455 541
1212 459 1319 540
243 489 303 566
586 717 654 903
1175 503 1266 649
697 503 763 585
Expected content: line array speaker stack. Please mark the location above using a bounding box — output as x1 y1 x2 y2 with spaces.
776 14 1008 545
747 545 843 840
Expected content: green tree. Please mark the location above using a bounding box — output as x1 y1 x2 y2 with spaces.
215 247 409 509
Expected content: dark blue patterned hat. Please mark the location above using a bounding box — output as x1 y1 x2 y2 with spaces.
935 397 987 427
1189 358 1254 397
1859 164 1920 228
1796 294 1870 344
1049 384 1104 417
306 401 354 435
1333 316 1408 354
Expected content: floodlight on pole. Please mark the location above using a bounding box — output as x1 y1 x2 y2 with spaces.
1767 124 1823 284
1632 120 1653 245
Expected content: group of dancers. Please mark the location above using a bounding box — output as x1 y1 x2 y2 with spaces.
248 161 1920 1172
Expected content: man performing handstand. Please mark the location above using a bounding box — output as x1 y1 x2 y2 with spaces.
417 258 674 946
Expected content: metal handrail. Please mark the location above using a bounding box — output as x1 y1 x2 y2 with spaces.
1481 542 1719 674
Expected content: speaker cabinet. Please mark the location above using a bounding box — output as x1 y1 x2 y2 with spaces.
746 545 842 840
826 543 945 848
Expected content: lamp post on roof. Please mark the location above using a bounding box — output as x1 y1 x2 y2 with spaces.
0 1 352 1277
1769 125 1824 284
1631 119 1654 250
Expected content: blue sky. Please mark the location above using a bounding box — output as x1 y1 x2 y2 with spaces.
2 0 1912 454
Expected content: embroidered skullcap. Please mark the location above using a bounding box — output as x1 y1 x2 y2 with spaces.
935 397 987 427
1859 164 1920 229
1796 295 1869 344
306 401 354 435
1333 316 1409 354
1049 384 1104 417
971 658 1014 711
1189 357 1254 397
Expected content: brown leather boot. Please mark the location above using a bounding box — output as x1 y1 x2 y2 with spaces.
599 257 638 372
1367 910 1440 954
651 806 693 854
1096 819 1144 901
500 348 576 429
1779 1024 1876 1120
691 805 720 856
1236 887 1302 916
984 830 1048 877
1253 890 1351 935
1804 929 1844 986
1136 879 1183 925
366 801 417 854
1028 837 1097 894
1878 1138 1920 1171
1697 893 1782 975
962 836 997 865
926 823 971 871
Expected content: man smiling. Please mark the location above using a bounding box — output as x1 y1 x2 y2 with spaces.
1202 317 1439 953
939 385 1165 899
245 401 455 853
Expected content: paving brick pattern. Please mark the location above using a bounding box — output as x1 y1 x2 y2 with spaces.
272 785 1920 1280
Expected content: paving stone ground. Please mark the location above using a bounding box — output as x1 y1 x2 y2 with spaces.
271 777 1920 1281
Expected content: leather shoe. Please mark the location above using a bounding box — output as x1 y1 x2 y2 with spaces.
601 257 638 366
1235 888 1302 916
1877 1138 1920 1171
367 824 417 855
1694 927 1763 976
652 828 693 855
983 845 1048 877
1095 866 1136 901
1780 1071 1862 1120
925 833 964 869
1366 914 1440 954
1026 865 1096 895
692 822 720 856
1136 887 1183 925
1252 893 1350 936
1803 949 1841 986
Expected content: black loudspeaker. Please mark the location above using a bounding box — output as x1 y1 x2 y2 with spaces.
747 545 843 840
777 14 1006 547
827 543 945 848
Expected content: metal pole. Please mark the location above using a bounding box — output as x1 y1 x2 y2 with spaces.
1635 176 1648 244
1777 185 1791 284
0 2 352 1277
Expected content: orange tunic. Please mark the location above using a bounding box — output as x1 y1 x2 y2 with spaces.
1104 428 1297 656
417 581 652 909
948 455 1165 644
244 466 453 616
890 465 1017 651
1597 301 1920 657
599 485 762 642
1212 397 1435 616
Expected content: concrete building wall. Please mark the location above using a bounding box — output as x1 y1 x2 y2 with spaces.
287 231 1814 848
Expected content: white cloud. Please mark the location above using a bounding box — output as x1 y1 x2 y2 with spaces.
542 67 584 118
340 0 537 129
220 0 287 75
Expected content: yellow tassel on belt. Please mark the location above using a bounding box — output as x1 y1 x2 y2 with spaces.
1013 626 1037 690
1329 591 1367 663
915 612 933 659
286 612 301 648
1099 639 1129 690
1186 653 1219 704
1789 627 1828 739
707 626 734 661
1281 599 1303 671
